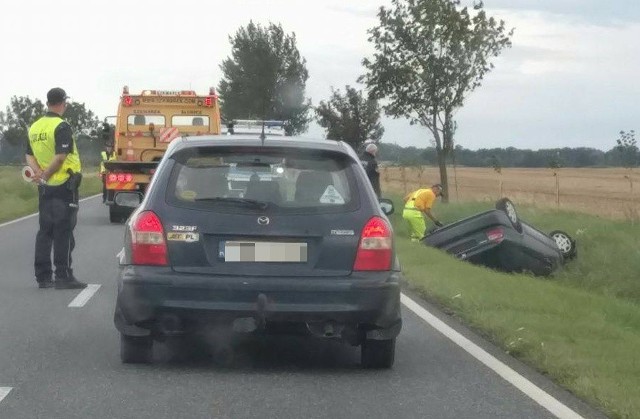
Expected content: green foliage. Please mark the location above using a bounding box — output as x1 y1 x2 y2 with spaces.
0 95 102 165
63 102 100 135
315 85 384 148
0 96 100 164
615 130 638 169
489 154 502 173
218 21 311 135
0 96 45 146
547 151 563 170
360 0 513 198
377 143 633 168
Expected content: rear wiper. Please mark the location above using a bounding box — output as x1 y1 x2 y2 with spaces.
194 197 269 210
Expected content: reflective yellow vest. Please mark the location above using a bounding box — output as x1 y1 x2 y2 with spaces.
28 115 81 186
100 151 116 174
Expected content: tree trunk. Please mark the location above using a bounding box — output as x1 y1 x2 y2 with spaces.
437 151 449 203
431 112 450 204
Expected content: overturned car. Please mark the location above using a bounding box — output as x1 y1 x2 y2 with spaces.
422 198 576 276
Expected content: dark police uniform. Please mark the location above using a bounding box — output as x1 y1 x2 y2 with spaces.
360 150 381 198
26 101 84 288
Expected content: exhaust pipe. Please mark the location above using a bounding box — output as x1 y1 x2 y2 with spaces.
158 314 183 335
306 321 345 338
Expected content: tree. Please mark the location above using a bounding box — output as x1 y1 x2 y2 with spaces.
63 102 100 135
218 21 311 135
315 85 384 149
0 96 102 166
360 0 513 201
615 130 638 169
0 96 45 147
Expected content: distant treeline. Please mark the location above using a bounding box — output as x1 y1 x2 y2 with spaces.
0 134 103 167
378 143 638 168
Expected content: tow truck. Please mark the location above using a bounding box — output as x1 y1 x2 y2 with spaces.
104 86 221 222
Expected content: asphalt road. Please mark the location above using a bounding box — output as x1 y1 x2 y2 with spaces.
0 197 603 419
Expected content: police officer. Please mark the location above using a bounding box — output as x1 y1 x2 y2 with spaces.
25 87 87 289
360 142 381 198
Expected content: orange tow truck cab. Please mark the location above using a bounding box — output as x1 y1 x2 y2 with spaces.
104 86 221 222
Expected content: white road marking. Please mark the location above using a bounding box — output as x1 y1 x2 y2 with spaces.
401 293 584 419
0 194 101 229
68 284 102 308
0 387 12 403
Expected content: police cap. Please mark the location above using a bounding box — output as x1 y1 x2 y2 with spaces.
47 87 69 105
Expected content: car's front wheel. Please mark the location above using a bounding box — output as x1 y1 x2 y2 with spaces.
120 334 153 364
361 338 395 369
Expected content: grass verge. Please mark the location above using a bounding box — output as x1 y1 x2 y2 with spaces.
0 166 102 224
389 197 640 419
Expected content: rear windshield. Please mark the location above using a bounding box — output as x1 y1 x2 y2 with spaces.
127 114 166 129
167 147 359 214
171 115 210 127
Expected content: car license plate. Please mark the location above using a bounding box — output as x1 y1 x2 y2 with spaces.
221 241 307 262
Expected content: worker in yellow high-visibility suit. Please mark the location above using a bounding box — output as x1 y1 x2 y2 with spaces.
100 145 116 203
402 184 444 242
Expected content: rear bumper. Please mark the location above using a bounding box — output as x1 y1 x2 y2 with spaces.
114 266 402 341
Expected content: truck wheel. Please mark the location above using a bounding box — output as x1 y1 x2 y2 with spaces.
109 205 122 223
120 334 153 364
361 338 395 369
109 205 130 223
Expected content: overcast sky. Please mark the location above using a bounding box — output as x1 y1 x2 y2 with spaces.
1 0 638 150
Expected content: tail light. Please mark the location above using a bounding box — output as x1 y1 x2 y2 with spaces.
130 211 168 266
354 217 393 271
107 173 133 182
123 96 132 106
486 227 505 243
204 97 213 107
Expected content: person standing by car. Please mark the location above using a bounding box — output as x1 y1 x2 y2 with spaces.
25 87 87 289
360 142 381 198
402 184 444 242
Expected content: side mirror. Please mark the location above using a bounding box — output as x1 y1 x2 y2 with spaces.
148 122 155 134
114 191 143 208
379 198 394 215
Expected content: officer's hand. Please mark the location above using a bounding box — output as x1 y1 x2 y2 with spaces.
31 169 44 184
435 221 444 227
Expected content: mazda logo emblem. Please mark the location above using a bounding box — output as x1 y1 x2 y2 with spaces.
257 216 270 225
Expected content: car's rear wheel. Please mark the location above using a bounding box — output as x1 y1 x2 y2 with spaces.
549 230 577 259
361 338 395 369
120 334 153 364
496 198 522 232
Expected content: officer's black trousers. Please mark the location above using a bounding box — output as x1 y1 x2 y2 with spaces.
34 183 78 282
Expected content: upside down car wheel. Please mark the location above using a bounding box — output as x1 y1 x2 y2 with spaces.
495 198 522 233
549 230 577 259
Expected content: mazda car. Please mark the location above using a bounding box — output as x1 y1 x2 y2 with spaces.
114 135 401 368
